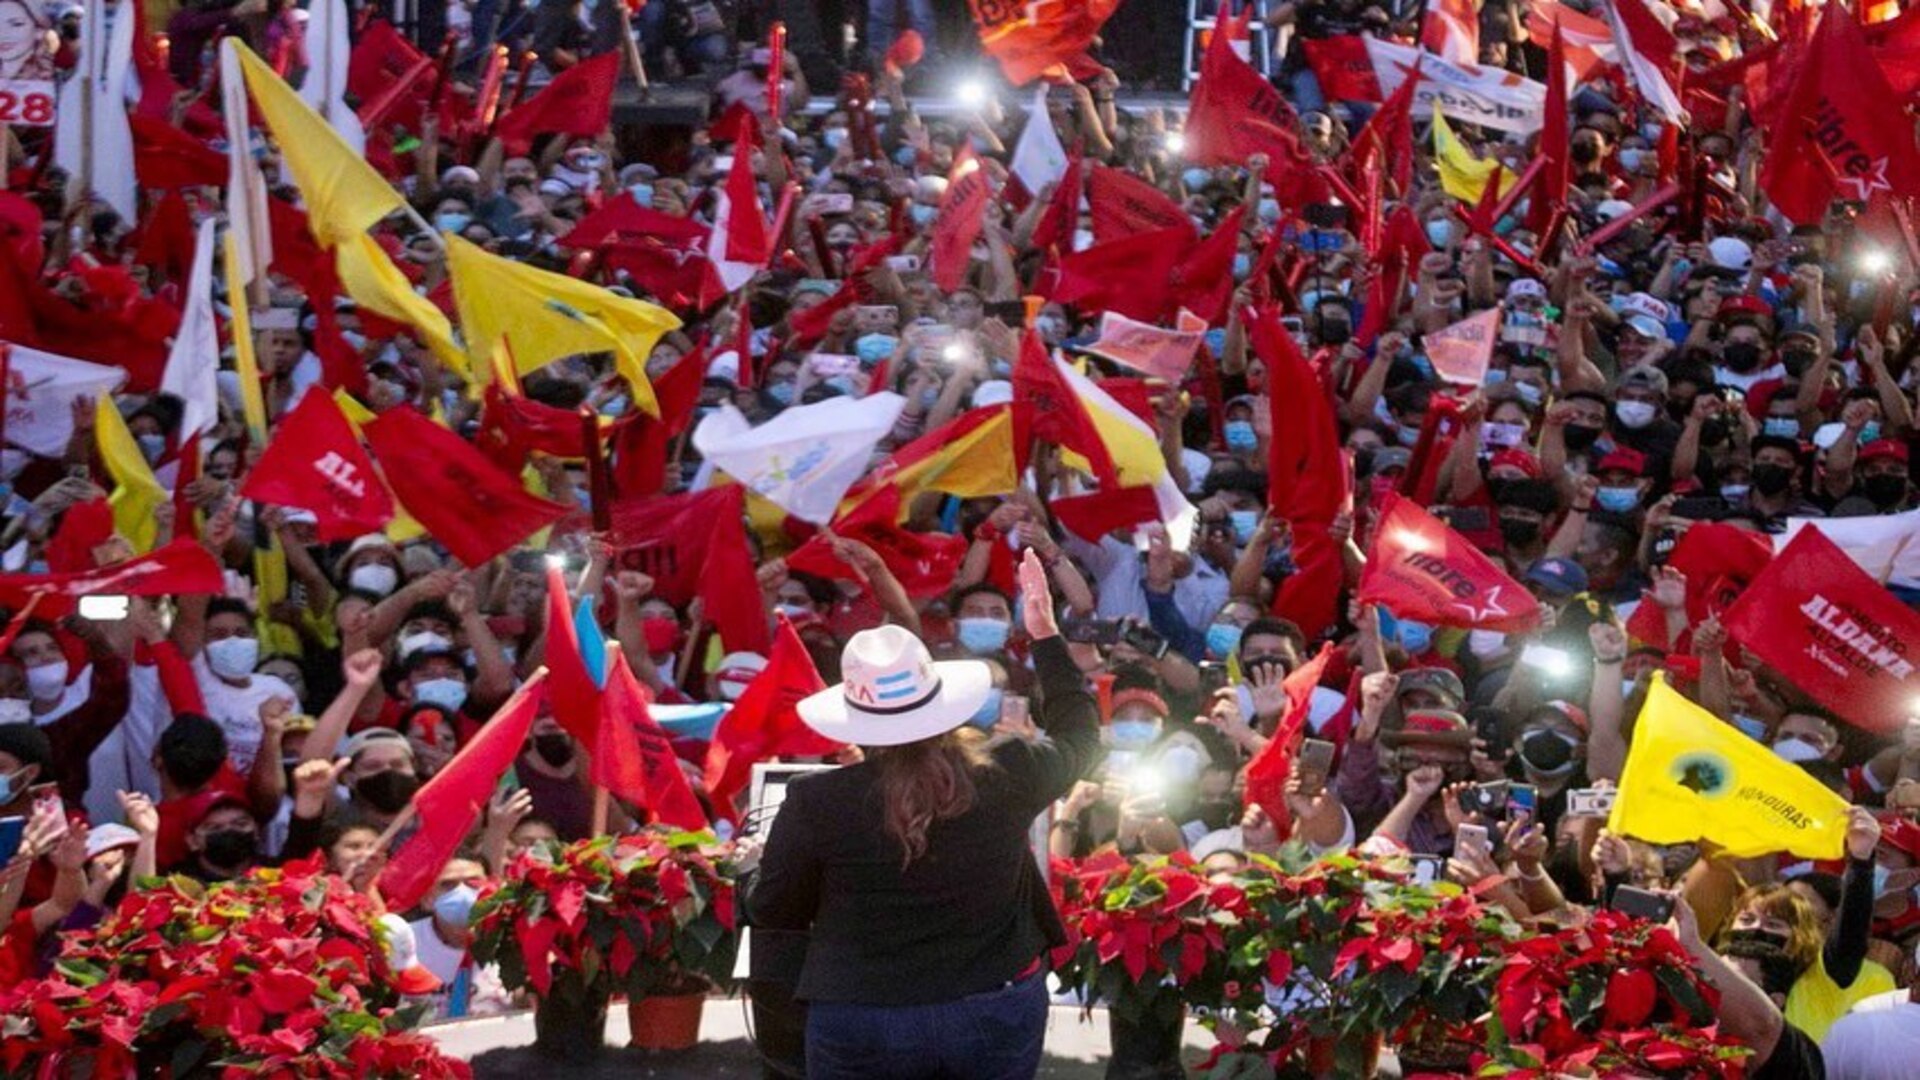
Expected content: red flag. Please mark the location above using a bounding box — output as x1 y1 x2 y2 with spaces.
1050 485 1161 541
1032 154 1082 253
44 499 114 574
883 30 926 76
561 193 711 250
1529 18 1571 235
133 189 197 285
0 540 224 618
476 383 622 472
1762 9 1920 225
1088 166 1195 244
1349 57 1418 205
785 279 858 347
785 487 967 599
1300 36 1384 102
362 407 571 566
1011 330 1117 484
1254 308 1349 639
930 149 992 291
612 342 706 497
129 115 227 190
1724 528 1920 736
492 52 621 155
1188 7 1319 185
968 0 1120 85
1050 226 1185 323
703 615 840 820
543 566 603 747
1625 523 1775 652
239 392 395 540
1420 0 1480 63
1243 643 1334 838
1358 493 1543 633
708 100 763 147
378 675 547 910
601 645 708 828
1168 205 1245 325
603 239 728 313
610 487 771 655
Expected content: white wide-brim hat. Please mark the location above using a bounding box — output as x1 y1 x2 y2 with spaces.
797 625 992 747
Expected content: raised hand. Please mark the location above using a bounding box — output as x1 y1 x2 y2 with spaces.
1016 548 1058 640
343 649 383 689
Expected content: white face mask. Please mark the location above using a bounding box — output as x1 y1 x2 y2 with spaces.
24 660 67 702
348 563 399 597
1615 400 1658 429
1771 737 1823 764
205 637 260 680
1466 629 1508 661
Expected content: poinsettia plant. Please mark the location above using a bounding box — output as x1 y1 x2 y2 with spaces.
1472 910 1751 1078
0 857 469 1079
469 827 740 1003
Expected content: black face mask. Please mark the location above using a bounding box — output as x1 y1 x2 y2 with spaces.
1562 424 1603 453
1863 473 1908 507
533 732 575 767
1319 320 1352 346
1701 416 1732 446
1570 142 1600 165
1781 347 1817 378
1751 463 1794 496
202 829 258 870
1499 515 1543 547
1721 342 1763 372
354 770 421 814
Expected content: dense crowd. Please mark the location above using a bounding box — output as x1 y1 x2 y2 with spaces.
2 0 1920 1076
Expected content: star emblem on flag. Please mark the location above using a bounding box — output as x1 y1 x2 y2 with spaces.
1450 585 1511 623
1839 157 1892 201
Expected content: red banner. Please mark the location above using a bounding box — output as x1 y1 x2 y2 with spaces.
1356 494 1542 633
1723 528 1920 735
0 540 225 617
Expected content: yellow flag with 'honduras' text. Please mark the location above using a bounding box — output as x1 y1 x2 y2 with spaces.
1609 675 1850 859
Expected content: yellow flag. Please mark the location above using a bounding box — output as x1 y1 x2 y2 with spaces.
231 42 405 249
1609 675 1851 859
851 404 1018 517
95 397 167 553
251 541 303 656
333 233 468 376
224 231 270 445
446 234 680 415
1432 108 1517 205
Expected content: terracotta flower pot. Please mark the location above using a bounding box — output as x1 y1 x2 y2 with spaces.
628 991 707 1051
531 976 611 1062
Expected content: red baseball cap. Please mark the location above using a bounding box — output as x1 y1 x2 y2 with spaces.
1489 448 1543 478
1860 440 1910 465
1596 447 1649 477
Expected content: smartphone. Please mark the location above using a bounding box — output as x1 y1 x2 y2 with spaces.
1120 622 1168 660
29 784 65 842
1304 202 1350 229
1507 783 1538 817
1608 885 1676 924
1455 822 1491 859
1297 739 1336 797
1000 694 1029 729
1670 496 1727 521
1458 781 1509 820
1408 853 1445 887
1566 787 1618 818
852 304 900 332
885 254 922 273
1197 660 1230 696
77 595 129 621
1519 644 1576 679
0 816 23 865
808 353 860 377
713 154 736 172
1063 616 1120 647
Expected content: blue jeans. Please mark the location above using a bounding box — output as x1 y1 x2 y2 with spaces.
805 971 1047 1079
867 0 936 59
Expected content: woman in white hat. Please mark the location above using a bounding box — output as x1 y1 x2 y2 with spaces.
748 549 1102 1079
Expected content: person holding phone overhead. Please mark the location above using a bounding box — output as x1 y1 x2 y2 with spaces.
748 549 1103 1079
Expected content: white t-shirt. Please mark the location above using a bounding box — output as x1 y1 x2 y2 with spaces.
1822 991 1920 1079
190 654 297 773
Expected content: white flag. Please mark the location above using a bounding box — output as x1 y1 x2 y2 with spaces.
161 219 222 440
1781 510 1920 592
1603 0 1687 124
222 40 273 286
54 0 137 222
1010 87 1068 198
298 0 366 154
3 344 127 457
692 393 907 523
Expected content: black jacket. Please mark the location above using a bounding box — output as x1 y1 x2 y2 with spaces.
747 635 1103 1005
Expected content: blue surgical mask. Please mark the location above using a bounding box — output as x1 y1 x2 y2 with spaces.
910 204 939 227
1861 421 1883 445
1224 420 1258 451
136 433 166 463
1514 381 1544 406
1762 417 1799 439
434 883 479 929
628 182 654 206
1204 328 1227 355
1205 622 1243 658
1396 619 1433 655
600 394 630 418
823 127 848 150
1182 168 1211 190
1618 148 1646 172
1425 219 1453 248
1595 485 1641 513
969 688 1004 728
823 375 856 396
1109 719 1159 749
894 146 918 167
434 212 472 234
1731 713 1770 742
919 386 940 409
412 677 469 713
1229 510 1259 544
1257 198 1281 222
855 333 898 364
1233 253 1252 280
0 766 26 805
956 617 1011 654
766 381 795 406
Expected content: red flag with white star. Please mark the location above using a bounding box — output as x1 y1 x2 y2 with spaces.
1357 493 1542 633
